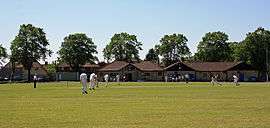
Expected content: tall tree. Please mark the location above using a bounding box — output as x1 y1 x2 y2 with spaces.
10 24 52 81
58 33 98 72
227 41 240 62
0 44 7 65
155 33 190 66
235 27 270 80
145 48 159 63
194 31 232 62
103 32 142 62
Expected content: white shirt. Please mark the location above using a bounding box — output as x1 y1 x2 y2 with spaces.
233 75 238 79
80 73 87 82
33 75 37 81
185 74 189 79
104 74 109 81
116 75 120 81
90 73 96 82
211 77 215 81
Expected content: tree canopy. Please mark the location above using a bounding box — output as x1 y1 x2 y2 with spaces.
145 48 159 63
235 27 270 79
10 24 52 81
155 33 190 66
58 33 98 72
103 32 142 62
0 44 7 65
194 31 232 62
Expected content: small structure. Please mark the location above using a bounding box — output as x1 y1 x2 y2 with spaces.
98 61 163 82
165 62 258 82
164 62 195 81
56 63 100 81
133 61 163 81
54 61 258 82
0 61 49 81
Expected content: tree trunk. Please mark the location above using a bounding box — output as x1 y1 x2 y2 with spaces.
72 65 81 81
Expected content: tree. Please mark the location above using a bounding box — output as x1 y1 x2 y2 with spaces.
155 33 190 66
194 31 232 62
235 27 270 80
103 32 142 62
0 44 7 65
145 48 159 63
58 33 98 72
227 42 240 62
10 24 52 81
46 63 57 81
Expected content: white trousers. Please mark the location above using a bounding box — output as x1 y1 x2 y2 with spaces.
82 81 87 93
90 81 95 89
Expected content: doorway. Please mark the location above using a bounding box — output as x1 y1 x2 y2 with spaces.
127 73 132 81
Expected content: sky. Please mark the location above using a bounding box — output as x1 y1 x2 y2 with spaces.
0 0 269 63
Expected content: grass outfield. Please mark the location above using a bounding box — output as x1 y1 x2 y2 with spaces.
0 82 269 128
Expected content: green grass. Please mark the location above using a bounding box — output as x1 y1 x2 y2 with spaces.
0 82 270 128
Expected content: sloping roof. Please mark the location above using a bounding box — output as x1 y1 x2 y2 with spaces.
4 62 45 69
99 61 129 71
81 63 100 68
0 61 49 78
164 62 195 71
133 61 163 71
183 62 242 72
58 63 70 68
99 61 163 72
58 63 100 68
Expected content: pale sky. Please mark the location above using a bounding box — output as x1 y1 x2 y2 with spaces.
0 0 269 63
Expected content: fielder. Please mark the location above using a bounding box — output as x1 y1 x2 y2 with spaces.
33 73 38 88
164 75 168 82
116 74 120 81
233 75 240 86
116 74 120 85
184 74 190 84
89 73 96 90
95 75 99 88
80 73 88 94
211 75 222 86
104 74 109 87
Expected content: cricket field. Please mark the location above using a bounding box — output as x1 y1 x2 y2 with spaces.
0 82 269 128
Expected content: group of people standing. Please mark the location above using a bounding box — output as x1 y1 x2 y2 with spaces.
79 72 240 94
164 74 190 83
80 73 110 94
210 74 240 86
164 73 240 86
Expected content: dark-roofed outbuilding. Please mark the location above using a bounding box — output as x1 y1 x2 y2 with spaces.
164 61 258 81
56 63 101 81
0 61 49 81
98 61 163 82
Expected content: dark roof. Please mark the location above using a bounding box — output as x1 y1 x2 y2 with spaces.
183 62 242 72
4 62 46 69
99 61 129 71
0 61 48 78
58 63 70 68
164 62 194 71
99 61 163 72
164 61 250 72
58 63 100 68
81 63 100 68
133 61 163 71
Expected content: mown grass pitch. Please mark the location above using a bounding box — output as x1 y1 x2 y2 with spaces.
0 82 269 128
